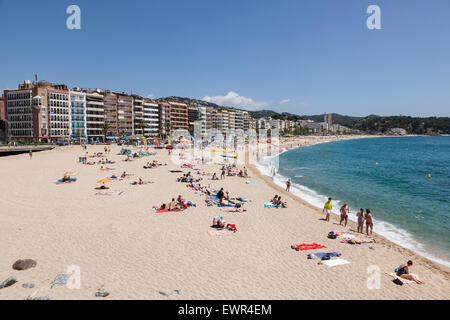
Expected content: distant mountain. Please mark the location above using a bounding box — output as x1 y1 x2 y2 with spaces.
155 97 450 134
156 96 223 110
348 116 450 135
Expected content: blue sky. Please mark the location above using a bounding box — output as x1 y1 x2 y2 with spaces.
0 0 449 116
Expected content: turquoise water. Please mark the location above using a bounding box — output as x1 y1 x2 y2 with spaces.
260 137 450 266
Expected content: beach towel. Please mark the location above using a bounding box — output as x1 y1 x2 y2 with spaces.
295 243 327 251
322 259 350 267
246 181 256 184
156 209 182 213
314 252 341 259
387 273 416 284
95 190 124 196
264 202 286 209
208 230 233 236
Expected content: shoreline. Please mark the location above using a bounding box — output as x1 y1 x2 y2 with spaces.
0 140 449 300
247 135 450 275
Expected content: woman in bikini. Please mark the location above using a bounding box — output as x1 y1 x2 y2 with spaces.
365 209 373 236
397 260 424 284
356 208 365 233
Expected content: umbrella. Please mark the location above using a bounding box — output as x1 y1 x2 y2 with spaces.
97 179 112 184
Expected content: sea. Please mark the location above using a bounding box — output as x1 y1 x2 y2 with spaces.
257 136 450 267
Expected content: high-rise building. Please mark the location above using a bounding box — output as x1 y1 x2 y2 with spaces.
158 102 171 136
85 90 105 142
324 112 333 131
4 80 70 141
143 99 159 136
0 94 5 138
69 90 87 142
117 93 133 136
103 91 119 138
188 106 200 135
168 102 188 131
133 96 144 135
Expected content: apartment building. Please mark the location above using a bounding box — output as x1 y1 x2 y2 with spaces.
143 99 159 136
188 106 200 134
69 90 87 141
228 109 236 135
4 80 69 140
0 94 5 138
103 91 118 137
168 102 188 131
158 102 171 136
133 96 144 135
117 93 133 135
85 90 105 142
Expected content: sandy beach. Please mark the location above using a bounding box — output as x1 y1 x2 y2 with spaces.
0 137 449 300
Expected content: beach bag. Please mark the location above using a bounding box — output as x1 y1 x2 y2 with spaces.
328 232 337 239
393 278 403 286
227 224 237 232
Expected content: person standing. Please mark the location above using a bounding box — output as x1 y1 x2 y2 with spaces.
286 179 291 192
356 208 365 233
339 203 349 226
29 150 33 160
323 198 333 222
365 209 374 236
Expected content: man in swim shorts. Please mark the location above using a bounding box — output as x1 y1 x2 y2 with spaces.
340 203 349 226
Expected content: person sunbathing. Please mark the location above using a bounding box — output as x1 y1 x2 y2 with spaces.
276 196 287 208
270 195 279 204
396 260 424 284
212 215 226 228
61 175 72 183
211 173 219 180
168 198 177 211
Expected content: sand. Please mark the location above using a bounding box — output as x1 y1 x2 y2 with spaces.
0 138 449 300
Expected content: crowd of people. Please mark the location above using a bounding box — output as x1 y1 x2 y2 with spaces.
323 198 374 236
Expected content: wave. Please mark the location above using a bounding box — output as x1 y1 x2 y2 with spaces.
255 154 450 268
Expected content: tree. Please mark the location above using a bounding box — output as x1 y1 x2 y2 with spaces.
136 120 147 136
164 121 172 138
102 123 110 143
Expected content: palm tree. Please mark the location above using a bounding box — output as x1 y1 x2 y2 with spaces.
136 120 147 136
164 121 172 139
102 123 110 143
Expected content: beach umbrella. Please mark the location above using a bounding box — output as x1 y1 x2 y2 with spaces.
97 178 112 184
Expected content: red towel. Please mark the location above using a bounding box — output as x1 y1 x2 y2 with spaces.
295 243 327 251
156 209 182 213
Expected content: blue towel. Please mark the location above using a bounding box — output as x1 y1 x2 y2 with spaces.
314 252 341 259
